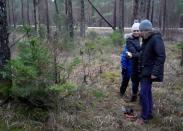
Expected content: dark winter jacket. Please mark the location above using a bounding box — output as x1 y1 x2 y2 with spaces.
140 32 166 82
126 35 141 82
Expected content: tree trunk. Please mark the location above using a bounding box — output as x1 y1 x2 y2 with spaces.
119 0 124 34
21 0 24 26
53 48 59 83
53 33 59 83
80 0 85 38
91 3 95 26
180 15 183 66
33 0 39 35
133 0 139 23
7 0 11 25
180 15 183 28
181 48 183 66
146 0 151 19
54 0 59 14
150 0 154 23
0 0 11 78
139 0 146 20
159 1 162 30
27 0 30 25
45 0 50 39
65 0 69 35
54 0 62 31
65 0 68 15
38 0 41 29
11 0 16 28
113 0 117 29
162 0 167 35
67 0 74 38
139 0 143 19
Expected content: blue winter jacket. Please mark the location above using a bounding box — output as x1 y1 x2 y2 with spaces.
120 45 132 77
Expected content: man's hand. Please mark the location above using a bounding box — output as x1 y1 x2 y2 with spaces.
126 51 132 58
151 75 157 79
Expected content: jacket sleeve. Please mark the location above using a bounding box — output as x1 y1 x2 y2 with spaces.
120 52 124 69
126 39 140 58
152 37 166 77
121 46 128 69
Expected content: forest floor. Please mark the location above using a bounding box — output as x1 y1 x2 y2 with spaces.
0 35 183 130
51 41 182 131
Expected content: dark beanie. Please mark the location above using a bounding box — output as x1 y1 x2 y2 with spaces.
139 19 153 31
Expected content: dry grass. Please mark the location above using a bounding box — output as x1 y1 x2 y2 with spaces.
0 42 183 131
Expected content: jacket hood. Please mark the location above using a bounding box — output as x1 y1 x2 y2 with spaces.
149 31 162 39
124 33 133 40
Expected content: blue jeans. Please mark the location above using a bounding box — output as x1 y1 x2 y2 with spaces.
140 79 153 120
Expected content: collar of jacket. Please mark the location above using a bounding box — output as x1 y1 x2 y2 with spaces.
132 35 140 39
143 31 162 42
143 31 154 40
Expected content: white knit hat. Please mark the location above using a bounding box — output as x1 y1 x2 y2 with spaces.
131 22 140 31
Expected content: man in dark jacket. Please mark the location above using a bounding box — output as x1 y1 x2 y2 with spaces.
138 19 166 124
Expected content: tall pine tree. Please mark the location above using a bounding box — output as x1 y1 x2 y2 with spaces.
0 0 10 76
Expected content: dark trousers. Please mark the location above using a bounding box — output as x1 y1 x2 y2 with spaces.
131 62 139 96
120 68 139 96
140 79 153 120
132 80 139 95
120 69 130 96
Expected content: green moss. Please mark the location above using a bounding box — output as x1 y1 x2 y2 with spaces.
92 90 105 99
101 71 120 83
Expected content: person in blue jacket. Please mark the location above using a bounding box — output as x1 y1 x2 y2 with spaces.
126 21 141 102
120 45 132 96
120 21 141 99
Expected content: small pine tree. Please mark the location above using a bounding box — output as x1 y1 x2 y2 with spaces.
1 37 53 107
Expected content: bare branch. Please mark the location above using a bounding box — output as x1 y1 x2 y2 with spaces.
87 0 115 30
